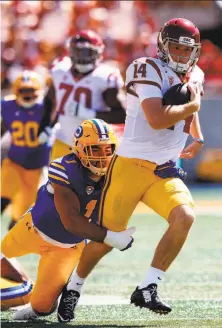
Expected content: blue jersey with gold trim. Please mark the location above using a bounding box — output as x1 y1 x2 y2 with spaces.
31 153 104 244
1 98 50 169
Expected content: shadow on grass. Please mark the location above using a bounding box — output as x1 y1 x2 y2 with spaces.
1 321 153 328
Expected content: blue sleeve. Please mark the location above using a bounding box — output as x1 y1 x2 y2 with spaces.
1 99 11 129
1 99 7 122
48 159 72 189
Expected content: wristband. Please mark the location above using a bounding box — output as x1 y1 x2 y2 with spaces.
193 138 204 144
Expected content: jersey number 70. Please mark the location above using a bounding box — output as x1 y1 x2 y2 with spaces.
58 83 92 115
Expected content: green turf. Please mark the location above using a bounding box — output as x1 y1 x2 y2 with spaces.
1 186 222 327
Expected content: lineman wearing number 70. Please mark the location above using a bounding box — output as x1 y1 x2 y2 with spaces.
38 29 126 160
1 119 135 321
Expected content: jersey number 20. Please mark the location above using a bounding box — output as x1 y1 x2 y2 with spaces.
11 121 39 147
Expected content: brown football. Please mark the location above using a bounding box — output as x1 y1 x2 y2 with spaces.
163 83 191 105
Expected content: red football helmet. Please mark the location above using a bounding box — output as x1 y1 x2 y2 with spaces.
67 30 104 74
157 18 201 74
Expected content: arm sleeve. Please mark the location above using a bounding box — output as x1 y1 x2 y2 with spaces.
134 83 162 103
48 161 72 189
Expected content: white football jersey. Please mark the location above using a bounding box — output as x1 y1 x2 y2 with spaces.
51 57 124 145
117 57 205 164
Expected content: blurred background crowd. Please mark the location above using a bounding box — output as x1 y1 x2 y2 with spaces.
1 0 222 95
1 0 222 182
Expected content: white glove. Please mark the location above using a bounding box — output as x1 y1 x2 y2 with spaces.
38 126 52 144
104 226 136 251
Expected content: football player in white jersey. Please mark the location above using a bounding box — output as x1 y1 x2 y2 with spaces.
56 18 206 321
38 30 126 160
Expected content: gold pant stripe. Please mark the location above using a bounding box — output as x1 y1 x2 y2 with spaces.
98 154 118 226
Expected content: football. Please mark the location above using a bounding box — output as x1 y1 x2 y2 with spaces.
162 83 191 106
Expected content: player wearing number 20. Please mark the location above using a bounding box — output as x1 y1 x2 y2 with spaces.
1 119 135 320
1 71 51 230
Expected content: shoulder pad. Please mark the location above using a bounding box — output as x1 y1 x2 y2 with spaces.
93 64 124 89
125 57 163 92
51 56 71 74
93 64 117 78
192 65 205 83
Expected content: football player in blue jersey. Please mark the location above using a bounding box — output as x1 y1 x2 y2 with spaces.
1 71 51 230
1 119 135 321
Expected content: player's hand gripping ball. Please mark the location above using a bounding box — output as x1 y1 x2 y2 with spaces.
163 83 191 106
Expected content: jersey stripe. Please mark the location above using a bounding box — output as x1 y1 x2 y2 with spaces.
0 281 33 300
48 174 70 185
51 163 66 170
98 154 118 226
92 119 108 139
48 167 69 179
146 59 163 81
98 119 109 135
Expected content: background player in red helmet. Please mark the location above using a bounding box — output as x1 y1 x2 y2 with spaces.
38 29 126 161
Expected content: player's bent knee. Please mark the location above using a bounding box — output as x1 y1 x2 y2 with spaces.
31 299 58 315
169 205 195 231
88 241 112 255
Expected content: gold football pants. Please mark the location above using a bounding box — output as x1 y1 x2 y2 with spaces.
1 158 42 221
1 212 85 313
99 155 194 230
50 139 72 161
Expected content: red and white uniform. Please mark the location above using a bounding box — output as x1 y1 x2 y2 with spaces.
117 57 204 164
51 57 124 146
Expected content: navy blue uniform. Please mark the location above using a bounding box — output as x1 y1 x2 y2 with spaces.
31 153 104 244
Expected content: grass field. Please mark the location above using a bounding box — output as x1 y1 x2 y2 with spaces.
1 185 222 328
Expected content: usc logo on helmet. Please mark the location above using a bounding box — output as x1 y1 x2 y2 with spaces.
73 119 118 176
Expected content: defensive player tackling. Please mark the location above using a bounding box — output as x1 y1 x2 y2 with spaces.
1 119 135 321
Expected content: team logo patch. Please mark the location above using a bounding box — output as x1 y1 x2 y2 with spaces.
74 126 83 138
86 186 94 195
168 76 174 86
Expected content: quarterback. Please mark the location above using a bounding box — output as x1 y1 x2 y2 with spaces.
38 29 126 160
58 18 205 321
1 119 135 321
1 71 51 230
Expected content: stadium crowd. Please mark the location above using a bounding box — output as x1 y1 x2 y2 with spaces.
1 0 222 93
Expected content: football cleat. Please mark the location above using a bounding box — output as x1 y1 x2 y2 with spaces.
57 286 80 323
13 306 38 321
130 283 172 315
